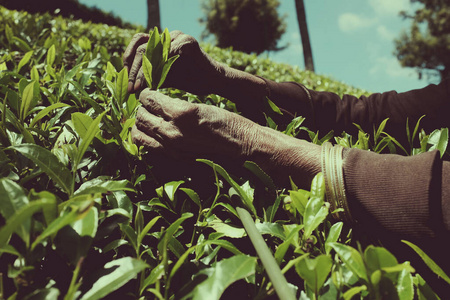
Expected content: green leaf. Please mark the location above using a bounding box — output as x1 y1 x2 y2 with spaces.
190 255 257 300
12 36 32 52
198 159 257 216
429 128 448 158
295 255 332 293
20 80 35 121
5 24 13 44
47 44 56 66
303 196 328 239
31 206 80 250
201 239 244 256
157 54 179 89
330 243 368 282
71 112 93 140
158 213 193 256
236 207 296 300
364 246 398 275
0 178 30 243
209 217 245 238
310 172 325 199
244 160 276 191
265 96 283 115
343 285 367 300
397 268 414 300
142 55 153 89
17 50 33 73
289 189 309 217
80 257 148 300
74 178 134 196
161 28 171 62
138 216 161 246
141 263 165 294
0 198 56 248
30 103 69 127
180 188 202 209
74 112 105 170
115 67 129 106
325 222 343 255
71 206 98 238
11 144 73 195
163 180 184 202
402 240 450 284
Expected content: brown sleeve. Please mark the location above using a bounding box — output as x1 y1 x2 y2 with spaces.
264 78 450 140
343 148 450 291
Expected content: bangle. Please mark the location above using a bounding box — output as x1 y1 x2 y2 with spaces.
321 142 353 223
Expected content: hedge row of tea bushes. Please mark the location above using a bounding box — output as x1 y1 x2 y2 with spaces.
0 5 448 299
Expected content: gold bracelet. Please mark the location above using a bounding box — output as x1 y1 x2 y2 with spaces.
321 142 353 223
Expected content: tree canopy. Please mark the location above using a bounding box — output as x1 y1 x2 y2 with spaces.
394 0 450 81
200 0 286 54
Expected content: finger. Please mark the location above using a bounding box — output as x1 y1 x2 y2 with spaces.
134 67 145 92
128 44 147 93
123 33 149 74
135 106 166 139
131 125 164 152
139 89 190 119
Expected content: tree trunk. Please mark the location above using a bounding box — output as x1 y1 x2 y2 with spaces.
147 0 161 31
294 0 314 72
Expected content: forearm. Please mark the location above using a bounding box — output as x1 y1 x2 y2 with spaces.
247 125 321 189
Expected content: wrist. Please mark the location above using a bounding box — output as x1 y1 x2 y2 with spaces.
215 66 267 104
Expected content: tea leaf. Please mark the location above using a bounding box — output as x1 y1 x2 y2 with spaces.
157 54 179 89
295 255 332 293
18 50 33 73
0 198 56 248
189 255 257 300
402 240 450 284
330 243 368 282
11 144 73 195
47 44 56 66
0 178 30 243
116 67 129 106
80 257 148 300
30 103 69 127
303 196 328 239
20 80 35 121
142 55 153 89
74 112 105 170
397 268 414 300
325 222 343 255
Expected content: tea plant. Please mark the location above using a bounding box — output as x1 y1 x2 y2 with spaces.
0 5 449 299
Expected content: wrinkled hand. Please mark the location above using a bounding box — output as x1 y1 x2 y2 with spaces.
123 31 225 95
132 89 322 188
132 89 261 160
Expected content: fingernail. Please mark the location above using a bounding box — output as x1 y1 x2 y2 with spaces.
128 81 134 93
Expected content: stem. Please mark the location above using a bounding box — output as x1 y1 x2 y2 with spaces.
205 165 221 219
64 257 83 300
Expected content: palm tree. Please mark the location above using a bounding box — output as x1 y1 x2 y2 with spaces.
294 0 314 71
147 0 161 30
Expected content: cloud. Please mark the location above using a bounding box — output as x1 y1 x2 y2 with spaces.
370 56 415 78
369 0 410 16
338 13 376 33
377 25 395 40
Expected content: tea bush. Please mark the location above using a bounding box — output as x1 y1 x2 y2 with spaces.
0 5 449 299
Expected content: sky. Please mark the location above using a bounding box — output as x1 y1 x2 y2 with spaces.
78 0 429 93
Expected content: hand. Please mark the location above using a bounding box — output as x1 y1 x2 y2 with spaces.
132 89 322 188
123 31 225 95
